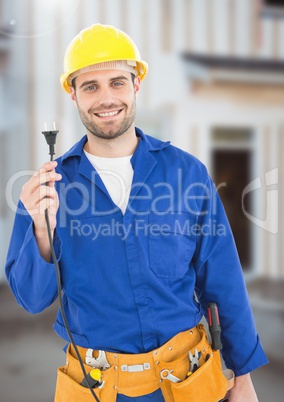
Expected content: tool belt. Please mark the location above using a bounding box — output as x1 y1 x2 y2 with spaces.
54 324 234 402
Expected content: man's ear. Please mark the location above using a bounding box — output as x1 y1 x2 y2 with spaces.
70 87 78 106
134 76 141 96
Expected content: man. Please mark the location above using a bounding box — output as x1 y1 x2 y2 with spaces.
5 24 268 402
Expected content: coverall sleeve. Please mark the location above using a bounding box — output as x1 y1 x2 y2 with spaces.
193 176 268 376
5 201 62 314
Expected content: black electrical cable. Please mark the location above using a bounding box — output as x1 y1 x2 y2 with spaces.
42 129 100 402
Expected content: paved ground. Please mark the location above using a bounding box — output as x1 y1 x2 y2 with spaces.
0 284 65 402
0 283 283 402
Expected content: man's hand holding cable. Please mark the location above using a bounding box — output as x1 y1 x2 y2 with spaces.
20 161 61 261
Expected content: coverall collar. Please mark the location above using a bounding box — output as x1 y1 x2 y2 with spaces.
60 127 170 163
60 128 171 210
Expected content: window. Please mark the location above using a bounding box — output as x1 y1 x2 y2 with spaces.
262 0 284 17
263 0 284 6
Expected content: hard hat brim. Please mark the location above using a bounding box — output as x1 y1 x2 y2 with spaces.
60 59 148 94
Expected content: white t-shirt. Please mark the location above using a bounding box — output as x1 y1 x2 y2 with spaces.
84 150 133 214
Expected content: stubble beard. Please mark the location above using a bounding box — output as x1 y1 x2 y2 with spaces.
78 98 137 141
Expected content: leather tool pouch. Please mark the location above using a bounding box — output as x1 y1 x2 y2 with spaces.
157 325 228 402
54 344 117 402
168 350 227 402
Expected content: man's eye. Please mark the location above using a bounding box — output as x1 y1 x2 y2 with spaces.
112 81 123 87
85 85 96 91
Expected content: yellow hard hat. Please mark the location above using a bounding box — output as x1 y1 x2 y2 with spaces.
60 23 148 93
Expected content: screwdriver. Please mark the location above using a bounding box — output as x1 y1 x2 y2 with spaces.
81 369 102 388
207 303 223 351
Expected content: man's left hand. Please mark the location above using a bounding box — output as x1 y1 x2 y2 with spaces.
228 373 258 402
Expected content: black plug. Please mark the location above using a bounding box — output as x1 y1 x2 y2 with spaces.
42 122 58 160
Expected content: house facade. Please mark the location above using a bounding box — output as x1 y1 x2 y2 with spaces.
1 0 284 284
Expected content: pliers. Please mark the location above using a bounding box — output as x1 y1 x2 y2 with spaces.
188 348 201 373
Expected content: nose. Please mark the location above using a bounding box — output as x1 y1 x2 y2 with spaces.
97 85 116 106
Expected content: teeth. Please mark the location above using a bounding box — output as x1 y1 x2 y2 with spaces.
97 110 119 117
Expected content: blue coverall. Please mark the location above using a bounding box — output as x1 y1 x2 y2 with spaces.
5 128 268 401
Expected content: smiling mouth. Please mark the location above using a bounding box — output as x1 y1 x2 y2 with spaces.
94 109 122 118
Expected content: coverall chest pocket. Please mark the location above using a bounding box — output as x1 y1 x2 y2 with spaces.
148 212 196 279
